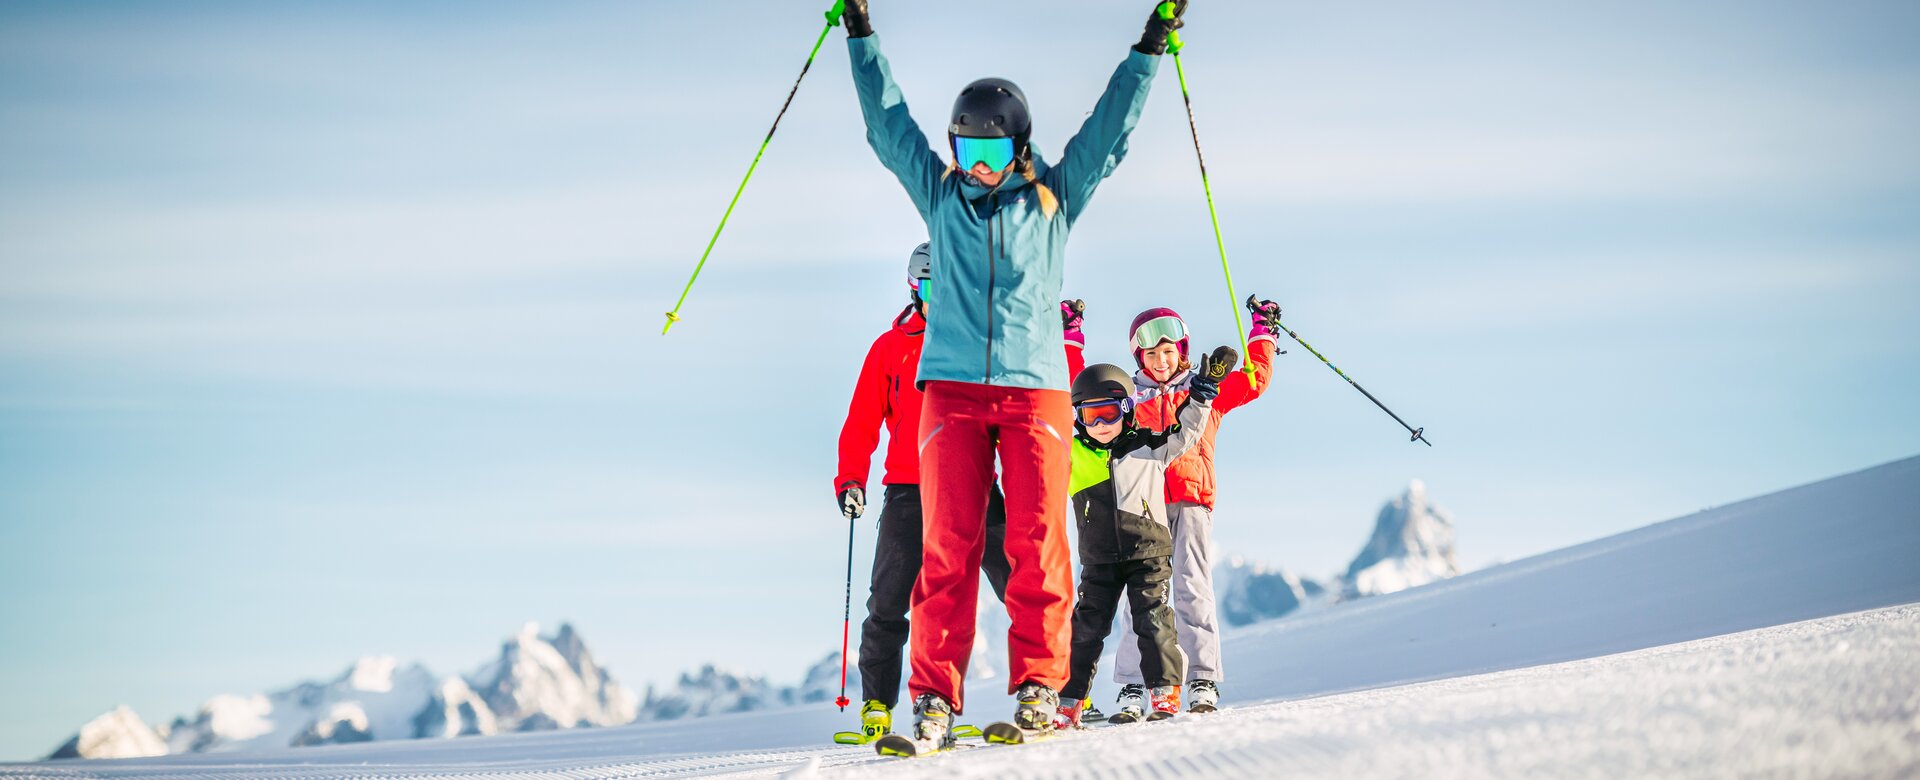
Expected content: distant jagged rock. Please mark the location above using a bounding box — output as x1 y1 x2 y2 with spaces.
468 623 638 732
1345 480 1459 598
413 677 497 739
1218 556 1319 627
46 706 167 760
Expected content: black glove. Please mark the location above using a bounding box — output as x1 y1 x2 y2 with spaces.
838 484 866 520
1134 0 1189 56
1246 294 1282 334
840 0 872 38
1189 345 1238 402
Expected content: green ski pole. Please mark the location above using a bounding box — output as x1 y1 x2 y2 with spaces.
1159 2 1256 387
1270 309 1432 446
663 1 847 335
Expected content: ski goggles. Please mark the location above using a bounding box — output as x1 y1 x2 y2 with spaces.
1131 315 1188 351
912 276 935 302
1074 398 1131 427
951 135 1017 173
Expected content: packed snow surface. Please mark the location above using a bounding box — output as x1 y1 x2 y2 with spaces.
8 456 1918 778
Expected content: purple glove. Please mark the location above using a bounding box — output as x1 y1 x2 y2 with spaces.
1246 295 1282 340
1061 299 1086 348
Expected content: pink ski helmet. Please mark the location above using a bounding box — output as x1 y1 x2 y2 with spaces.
1129 307 1190 369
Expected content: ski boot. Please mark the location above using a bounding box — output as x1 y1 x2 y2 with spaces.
831 699 891 745
1147 684 1181 721
873 693 955 757
1052 696 1085 731
983 682 1059 744
1081 697 1108 723
1013 681 1059 733
1188 679 1220 713
1108 683 1147 724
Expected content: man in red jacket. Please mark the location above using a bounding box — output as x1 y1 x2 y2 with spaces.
835 243 1086 742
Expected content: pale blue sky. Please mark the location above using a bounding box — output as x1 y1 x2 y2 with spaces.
3 0 1917 761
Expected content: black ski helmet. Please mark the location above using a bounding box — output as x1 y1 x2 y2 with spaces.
949 78 1031 158
1071 363 1135 407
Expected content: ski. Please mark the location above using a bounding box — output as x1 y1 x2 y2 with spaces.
981 721 1056 745
856 724 981 750
873 733 948 757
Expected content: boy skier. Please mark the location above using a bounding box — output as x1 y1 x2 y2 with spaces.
1054 347 1237 730
835 243 1086 742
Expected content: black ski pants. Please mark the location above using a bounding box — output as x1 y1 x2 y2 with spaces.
1062 556 1182 700
859 483 1011 707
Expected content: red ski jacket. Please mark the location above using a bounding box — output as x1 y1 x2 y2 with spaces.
836 307 1085 494
1131 334 1278 509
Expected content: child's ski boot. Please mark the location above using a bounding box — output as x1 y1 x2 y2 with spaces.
1107 683 1147 724
831 699 891 745
1081 697 1108 723
1053 697 1085 731
873 693 955 757
1188 679 1220 713
1147 684 1182 721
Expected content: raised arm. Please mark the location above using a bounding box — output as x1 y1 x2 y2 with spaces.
1215 295 1281 413
1141 392 1213 464
1051 2 1184 224
844 7 943 223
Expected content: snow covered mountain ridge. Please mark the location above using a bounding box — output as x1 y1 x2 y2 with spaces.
50 622 639 760
51 481 1456 760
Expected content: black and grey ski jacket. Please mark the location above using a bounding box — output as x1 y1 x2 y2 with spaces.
1068 395 1213 565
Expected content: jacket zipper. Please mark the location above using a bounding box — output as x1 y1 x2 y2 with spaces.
984 195 998 383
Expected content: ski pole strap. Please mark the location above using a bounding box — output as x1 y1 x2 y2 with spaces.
662 3 842 335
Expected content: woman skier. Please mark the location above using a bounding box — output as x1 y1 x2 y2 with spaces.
839 0 1188 749
834 243 1085 743
1106 296 1283 719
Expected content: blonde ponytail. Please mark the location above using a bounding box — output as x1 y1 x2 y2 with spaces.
1017 157 1059 220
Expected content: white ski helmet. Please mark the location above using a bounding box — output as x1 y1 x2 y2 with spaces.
907 242 933 295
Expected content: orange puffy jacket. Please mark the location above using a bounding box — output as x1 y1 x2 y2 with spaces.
1130 334 1277 509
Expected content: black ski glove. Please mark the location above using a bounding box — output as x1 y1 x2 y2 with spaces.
840 0 873 38
1189 345 1238 402
838 483 866 520
1134 0 1189 56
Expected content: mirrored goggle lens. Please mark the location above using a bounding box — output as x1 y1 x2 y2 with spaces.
1076 400 1127 426
952 136 1016 172
916 277 934 301
1131 315 1188 351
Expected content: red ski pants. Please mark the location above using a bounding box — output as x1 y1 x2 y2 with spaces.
909 381 1074 713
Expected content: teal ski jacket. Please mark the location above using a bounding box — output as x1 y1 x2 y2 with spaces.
848 35 1160 391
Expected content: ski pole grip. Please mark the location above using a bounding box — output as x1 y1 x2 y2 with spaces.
825 0 846 26
1157 2 1184 54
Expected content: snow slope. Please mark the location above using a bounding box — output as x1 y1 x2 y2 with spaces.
7 455 1918 778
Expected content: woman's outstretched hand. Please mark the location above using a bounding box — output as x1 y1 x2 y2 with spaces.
842 0 872 38
1135 0 1189 55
